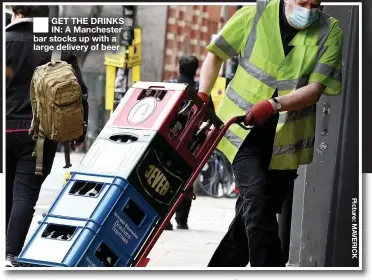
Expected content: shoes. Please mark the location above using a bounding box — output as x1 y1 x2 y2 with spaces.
5 254 20 267
175 218 189 230
164 221 189 230
176 223 189 230
164 222 173 231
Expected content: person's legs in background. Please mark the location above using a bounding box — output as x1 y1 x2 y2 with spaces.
165 187 193 230
6 141 17 232
175 197 192 229
6 132 57 266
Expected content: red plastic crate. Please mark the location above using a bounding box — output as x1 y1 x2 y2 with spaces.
105 82 224 170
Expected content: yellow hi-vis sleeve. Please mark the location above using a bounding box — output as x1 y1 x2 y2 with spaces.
309 19 343 96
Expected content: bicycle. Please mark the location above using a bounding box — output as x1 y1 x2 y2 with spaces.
194 150 238 198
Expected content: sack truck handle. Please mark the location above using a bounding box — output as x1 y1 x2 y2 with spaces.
132 114 251 267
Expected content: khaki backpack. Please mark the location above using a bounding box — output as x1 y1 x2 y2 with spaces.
29 51 84 175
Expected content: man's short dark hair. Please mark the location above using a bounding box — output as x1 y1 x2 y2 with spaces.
10 6 50 17
179 55 199 78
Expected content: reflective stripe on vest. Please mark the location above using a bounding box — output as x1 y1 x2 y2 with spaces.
313 63 342 82
214 35 239 58
216 0 332 170
226 85 254 112
272 137 315 155
278 105 316 124
225 129 244 149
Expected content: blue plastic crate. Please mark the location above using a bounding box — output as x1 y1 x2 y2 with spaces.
17 216 133 267
39 172 159 258
47 173 129 222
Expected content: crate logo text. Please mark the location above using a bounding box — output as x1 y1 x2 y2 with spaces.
144 165 170 196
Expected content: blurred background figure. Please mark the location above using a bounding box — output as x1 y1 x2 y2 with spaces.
165 54 214 230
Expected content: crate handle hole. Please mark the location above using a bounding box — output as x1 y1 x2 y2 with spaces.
123 199 145 227
95 242 118 267
109 134 138 143
138 89 167 101
69 181 104 197
41 224 76 241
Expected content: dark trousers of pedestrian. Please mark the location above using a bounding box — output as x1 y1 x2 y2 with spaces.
175 196 192 225
208 114 298 267
6 132 57 256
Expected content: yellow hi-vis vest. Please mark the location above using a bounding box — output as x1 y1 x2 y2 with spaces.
206 0 343 170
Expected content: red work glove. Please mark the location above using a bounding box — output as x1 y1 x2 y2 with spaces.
192 92 210 111
198 92 210 103
244 100 276 127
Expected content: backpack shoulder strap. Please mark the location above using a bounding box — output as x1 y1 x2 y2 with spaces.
33 126 45 176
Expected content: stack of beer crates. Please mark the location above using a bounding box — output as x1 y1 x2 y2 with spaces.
17 82 223 267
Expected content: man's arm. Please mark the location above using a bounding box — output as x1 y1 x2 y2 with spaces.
198 53 224 96
273 82 326 112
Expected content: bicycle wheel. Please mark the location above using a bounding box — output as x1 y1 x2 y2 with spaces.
194 152 225 198
215 151 238 199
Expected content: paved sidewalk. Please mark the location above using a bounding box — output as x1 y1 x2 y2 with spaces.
147 196 235 267
26 152 236 268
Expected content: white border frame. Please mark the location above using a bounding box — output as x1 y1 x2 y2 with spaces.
2 1 363 271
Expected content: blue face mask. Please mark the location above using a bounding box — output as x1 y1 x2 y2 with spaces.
288 3 319 29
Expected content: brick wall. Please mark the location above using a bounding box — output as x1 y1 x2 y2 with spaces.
162 5 237 81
